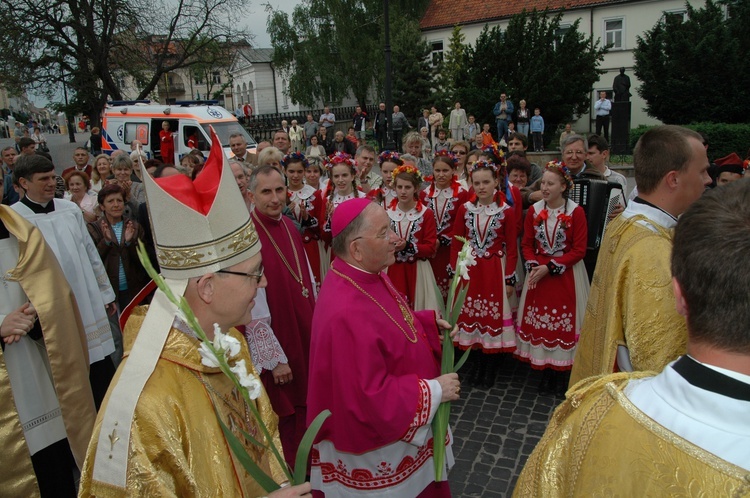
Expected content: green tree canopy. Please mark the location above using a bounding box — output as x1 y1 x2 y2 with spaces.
634 0 750 124
391 16 434 119
453 9 607 136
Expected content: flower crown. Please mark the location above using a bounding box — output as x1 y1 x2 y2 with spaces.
378 150 403 166
391 164 423 183
434 149 458 166
469 159 500 174
324 152 356 171
481 143 506 165
545 160 574 191
281 152 309 169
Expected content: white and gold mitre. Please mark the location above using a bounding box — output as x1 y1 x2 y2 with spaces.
141 126 260 279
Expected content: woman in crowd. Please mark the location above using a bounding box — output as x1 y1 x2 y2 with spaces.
506 153 533 302
422 151 468 299
89 127 103 156
257 147 283 170
111 154 145 218
368 151 401 208
87 183 149 310
304 159 328 192
321 152 363 249
386 164 439 311
31 126 47 151
305 135 327 165
91 154 113 192
515 162 589 396
180 153 202 179
450 158 518 389
428 105 444 145
515 100 530 138
64 171 98 223
283 152 327 290
317 127 332 155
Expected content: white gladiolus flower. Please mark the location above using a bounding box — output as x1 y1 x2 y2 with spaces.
230 360 263 400
198 342 221 368
213 323 242 358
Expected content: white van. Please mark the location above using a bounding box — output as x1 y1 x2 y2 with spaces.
101 100 256 163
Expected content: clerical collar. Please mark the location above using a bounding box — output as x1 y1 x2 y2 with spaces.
672 355 750 401
20 195 55 214
633 196 678 222
342 259 376 275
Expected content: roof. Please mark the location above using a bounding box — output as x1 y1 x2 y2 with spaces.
420 0 628 31
239 48 274 64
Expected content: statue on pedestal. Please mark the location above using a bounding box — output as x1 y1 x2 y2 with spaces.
613 67 631 102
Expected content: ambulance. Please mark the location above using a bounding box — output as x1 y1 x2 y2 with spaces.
101 100 257 163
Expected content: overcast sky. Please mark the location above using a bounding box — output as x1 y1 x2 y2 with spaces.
246 0 299 47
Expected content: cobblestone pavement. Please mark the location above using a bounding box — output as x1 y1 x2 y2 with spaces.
448 355 564 497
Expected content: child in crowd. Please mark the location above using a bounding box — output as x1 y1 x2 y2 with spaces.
322 153 363 254
304 159 329 192
403 131 433 180
480 124 495 147
368 151 402 207
530 108 545 152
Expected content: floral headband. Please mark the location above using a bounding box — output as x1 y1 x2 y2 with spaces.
391 164 423 183
324 152 356 171
545 160 574 191
378 150 403 166
481 143 506 165
281 152 309 169
434 149 458 166
469 159 500 174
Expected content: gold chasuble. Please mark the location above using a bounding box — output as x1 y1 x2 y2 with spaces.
514 373 750 497
79 307 287 497
570 214 687 386
0 206 95 497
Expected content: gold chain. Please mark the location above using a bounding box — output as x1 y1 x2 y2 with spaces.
190 370 252 429
253 211 310 298
331 268 418 344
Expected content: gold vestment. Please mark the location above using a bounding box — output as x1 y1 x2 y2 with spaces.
570 214 687 386
0 206 95 497
79 307 287 497
514 373 750 497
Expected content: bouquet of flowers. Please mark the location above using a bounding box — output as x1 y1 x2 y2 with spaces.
137 242 329 491
431 236 476 481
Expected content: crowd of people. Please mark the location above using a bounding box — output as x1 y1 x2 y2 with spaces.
0 99 748 497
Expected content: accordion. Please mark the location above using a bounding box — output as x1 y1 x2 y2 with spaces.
569 179 624 250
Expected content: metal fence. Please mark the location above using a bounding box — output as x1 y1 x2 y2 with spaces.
241 105 379 142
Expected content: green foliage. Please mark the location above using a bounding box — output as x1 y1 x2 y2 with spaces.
266 0 429 108
433 25 468 108
391 16 434 119
629 123 750 159
634 0 750 124
456 10 607 142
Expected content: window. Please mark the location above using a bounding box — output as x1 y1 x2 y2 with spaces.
124 123 149 145
212 72 221 84
554 24 571 49
195 74 204 85
430 40 444 67
604 18 624 49
664 9 687 23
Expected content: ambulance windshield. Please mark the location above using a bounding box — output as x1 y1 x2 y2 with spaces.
202 122 257 148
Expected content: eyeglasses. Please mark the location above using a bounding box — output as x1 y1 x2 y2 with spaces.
352 231 392 242
564 150 586 157
217 264 264 284
451 150 467 155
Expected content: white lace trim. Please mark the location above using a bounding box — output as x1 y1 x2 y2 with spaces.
387 205 426 222
243 317 288 373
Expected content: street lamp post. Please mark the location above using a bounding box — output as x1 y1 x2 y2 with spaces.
383 0 397 151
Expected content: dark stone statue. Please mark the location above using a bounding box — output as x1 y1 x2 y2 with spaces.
613 67 631 102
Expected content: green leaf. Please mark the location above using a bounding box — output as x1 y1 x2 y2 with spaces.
432 280 446 319
217 415 281 492
453 347 472 372
450 285 469 325
293 409 332 485
239 428 268 450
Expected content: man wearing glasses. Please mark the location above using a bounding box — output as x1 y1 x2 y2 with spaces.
247 164 316 469
80 130 311 498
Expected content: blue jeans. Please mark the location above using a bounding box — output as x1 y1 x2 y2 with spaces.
517 122 529 137
496 120 508 142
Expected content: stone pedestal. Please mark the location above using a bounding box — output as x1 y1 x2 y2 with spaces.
611 101 631 155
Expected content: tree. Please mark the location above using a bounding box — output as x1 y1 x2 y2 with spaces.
266 0 429 108
435 25 468 107
453 10 607 139
634 0 750 124
0 0 251 127
391 16 434 119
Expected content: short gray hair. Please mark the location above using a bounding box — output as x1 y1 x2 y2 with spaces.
562 134 588 152
257 146 283 167
248 164 284 193
331 202 375 258
111 153 134 171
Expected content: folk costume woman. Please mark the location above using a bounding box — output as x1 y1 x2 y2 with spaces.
515 162 589 395
450 159 518 389
422 151 468 299
367 150 401 208
283 152 328 290
321 152 363 251
387 164 440 311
